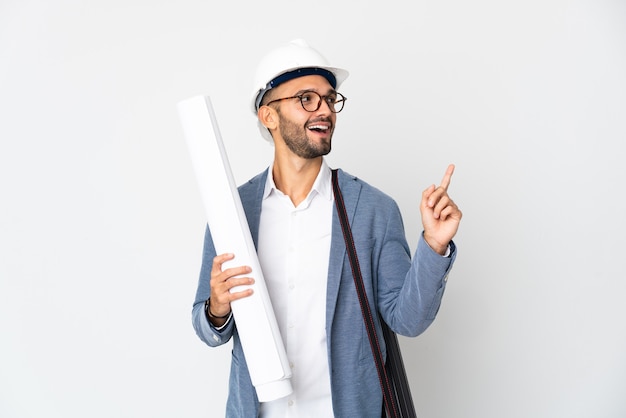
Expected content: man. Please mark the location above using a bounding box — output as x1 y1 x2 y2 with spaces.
191 39 462 417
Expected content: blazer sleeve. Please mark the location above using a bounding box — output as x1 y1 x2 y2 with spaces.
191 224 235 347
377 199 456 337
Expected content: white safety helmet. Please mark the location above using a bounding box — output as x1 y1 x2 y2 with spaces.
251 38 349 142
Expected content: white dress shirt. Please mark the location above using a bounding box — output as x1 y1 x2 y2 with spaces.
257 160 335 418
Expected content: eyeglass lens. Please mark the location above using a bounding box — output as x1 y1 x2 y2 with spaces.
300 92 345 113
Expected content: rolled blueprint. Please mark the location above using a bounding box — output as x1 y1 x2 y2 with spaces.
178 95 292 402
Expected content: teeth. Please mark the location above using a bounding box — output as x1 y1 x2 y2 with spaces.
308 124 328 131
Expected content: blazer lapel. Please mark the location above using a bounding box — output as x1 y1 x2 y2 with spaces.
326 169 362 339
239 169 268 249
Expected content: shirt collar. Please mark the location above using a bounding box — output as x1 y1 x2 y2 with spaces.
263 159 333 202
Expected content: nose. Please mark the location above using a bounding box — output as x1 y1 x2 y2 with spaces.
317 97 334 115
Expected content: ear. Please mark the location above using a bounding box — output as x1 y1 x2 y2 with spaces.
258 106 278 131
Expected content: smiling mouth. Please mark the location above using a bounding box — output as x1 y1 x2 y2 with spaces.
307 123 330 133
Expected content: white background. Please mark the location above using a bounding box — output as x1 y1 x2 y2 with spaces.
1 1 625 417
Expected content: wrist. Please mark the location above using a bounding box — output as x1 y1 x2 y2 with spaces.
423 233 448 256
205 298 231 319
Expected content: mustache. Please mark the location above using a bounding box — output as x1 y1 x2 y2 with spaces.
306 117 333 126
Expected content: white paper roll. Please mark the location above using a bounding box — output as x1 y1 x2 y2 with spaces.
178 95 292 402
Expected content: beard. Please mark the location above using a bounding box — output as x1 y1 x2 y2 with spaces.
278 112 333 159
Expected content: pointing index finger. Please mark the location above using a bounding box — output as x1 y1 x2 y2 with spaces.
439 164 455 190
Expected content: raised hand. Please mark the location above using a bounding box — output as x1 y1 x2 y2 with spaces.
420 164 462 255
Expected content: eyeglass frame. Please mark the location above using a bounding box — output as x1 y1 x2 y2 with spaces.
263 90 347 113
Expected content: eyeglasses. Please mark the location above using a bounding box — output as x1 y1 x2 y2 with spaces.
265 91 347 113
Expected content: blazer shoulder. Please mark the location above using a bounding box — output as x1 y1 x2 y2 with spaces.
239 169 268 189
337 168 396 205
238 169 268 201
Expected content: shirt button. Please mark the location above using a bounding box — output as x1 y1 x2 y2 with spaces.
288 400 294 407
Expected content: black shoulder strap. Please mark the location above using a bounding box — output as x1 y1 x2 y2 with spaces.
331 169 400 418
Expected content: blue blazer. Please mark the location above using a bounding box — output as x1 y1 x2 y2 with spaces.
192 168 456 417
